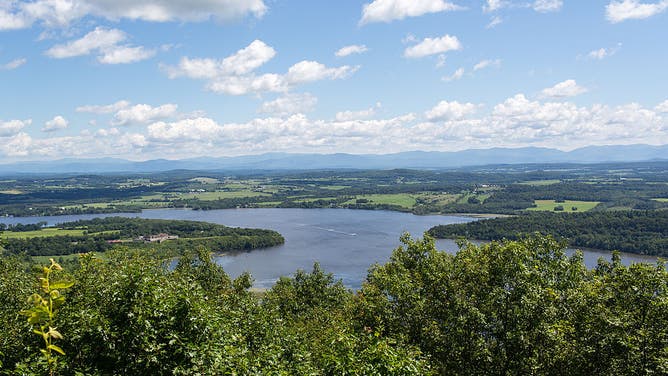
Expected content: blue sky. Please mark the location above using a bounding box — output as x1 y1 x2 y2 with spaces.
0 0 667 161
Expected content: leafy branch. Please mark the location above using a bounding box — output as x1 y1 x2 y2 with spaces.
21 259 74 376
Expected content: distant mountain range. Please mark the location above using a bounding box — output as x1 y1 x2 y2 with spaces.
1 144 667 174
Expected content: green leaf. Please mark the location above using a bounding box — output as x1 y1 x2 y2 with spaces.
51 281 75 290
48 344 65 355
48 327 64 340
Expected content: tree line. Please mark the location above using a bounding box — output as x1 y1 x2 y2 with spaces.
0 222 47 232
2 217 284 257
0 234 666 374
429 210 668 256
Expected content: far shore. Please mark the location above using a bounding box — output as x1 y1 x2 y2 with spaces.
0 207 513 220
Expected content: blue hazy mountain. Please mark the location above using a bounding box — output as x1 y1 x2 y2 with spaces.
1 145 667 174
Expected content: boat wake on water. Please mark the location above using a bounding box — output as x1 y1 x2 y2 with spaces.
310 226 357 236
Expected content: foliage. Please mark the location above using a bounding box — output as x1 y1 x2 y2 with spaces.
0 255 34 372
20 259 74 375
429 210 668 256
0 234 666 374
357 234 668 375
1 217 284 257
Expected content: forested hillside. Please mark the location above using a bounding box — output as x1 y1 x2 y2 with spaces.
1 235 666 375
429 210 668 257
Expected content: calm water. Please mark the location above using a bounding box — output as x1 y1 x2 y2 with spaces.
1 208 660 289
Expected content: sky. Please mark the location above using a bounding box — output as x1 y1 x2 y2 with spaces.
0 0 667 161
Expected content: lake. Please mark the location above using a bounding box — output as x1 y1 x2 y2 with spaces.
1 208 660 290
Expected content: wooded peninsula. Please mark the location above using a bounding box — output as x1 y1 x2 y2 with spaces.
429 210 668 257
1 217 284 258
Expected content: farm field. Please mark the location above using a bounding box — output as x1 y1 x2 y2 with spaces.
1 162 668 217
527 200 600 212
456 193 491 204
0 228 85 238
518 179 561 186
344 194 417 209
178 190 270 200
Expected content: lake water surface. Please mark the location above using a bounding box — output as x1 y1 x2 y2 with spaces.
1 208 660 289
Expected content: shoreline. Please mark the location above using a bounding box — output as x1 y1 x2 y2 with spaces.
1 206 510 220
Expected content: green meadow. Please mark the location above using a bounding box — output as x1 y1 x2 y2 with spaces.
527 200 600 212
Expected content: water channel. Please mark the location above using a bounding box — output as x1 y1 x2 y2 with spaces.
1 208 659 290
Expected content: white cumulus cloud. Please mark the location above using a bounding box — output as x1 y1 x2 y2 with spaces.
483 0 508 12
46 27 126 58
1 133 33 156
76 100 130 114
6 95 668 159
164 40 358 96
45 27 155 64
112 104 178 126
0 0 266 30
157 40 277 79
533 0 563 12
0 119 31 137
258 93 318 117
285 61 357 84
0 8 31 30
404 34 462 58
425 100 477 121
606 0 668 23
131 98 668 157
656 100 668 113
97 45 155 64
541 79 588 98
335 104 380 121
335 44 368 57
42 115 69 132
83 0 267 23
361 0 463 24
148 117 223 141
484 0 563 13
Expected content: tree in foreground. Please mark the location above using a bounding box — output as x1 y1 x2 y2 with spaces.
357 234 668 375
0 235 666 375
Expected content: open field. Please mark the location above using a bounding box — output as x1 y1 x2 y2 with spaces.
345 194 417 209
189 177 220 184
456 193 491 204
320 185 350 190
416 192 460 205
527 200 600 212
178 190 270 200
63 203 113 209
1 228 85 238
293 197 337 203
518 179 561 186
1 163 667 218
